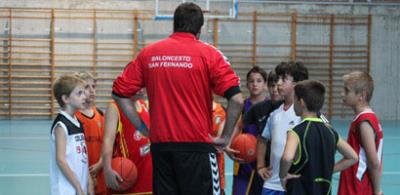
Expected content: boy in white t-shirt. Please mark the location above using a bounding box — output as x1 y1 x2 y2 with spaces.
257 61 308 195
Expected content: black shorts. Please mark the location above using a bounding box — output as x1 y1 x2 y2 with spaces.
151 142 221 195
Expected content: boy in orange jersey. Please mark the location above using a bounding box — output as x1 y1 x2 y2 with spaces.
75 72 107 195
102 88 152 194
211 100 227 194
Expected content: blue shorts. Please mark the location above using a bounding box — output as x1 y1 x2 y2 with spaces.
261 188 285 195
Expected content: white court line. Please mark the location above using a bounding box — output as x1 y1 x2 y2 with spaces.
0 137 48 140
381 171 400 175
383 137 400 140
0 173 48 177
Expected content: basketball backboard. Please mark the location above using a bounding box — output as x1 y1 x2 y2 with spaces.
154 0 238 20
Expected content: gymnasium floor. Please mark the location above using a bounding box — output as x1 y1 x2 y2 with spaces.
0 119 399 194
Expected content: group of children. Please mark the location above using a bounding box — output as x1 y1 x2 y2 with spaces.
49 61 383 195
227 62 383 195
49 72 152 195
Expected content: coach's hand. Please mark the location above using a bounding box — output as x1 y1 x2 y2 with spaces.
210 135 245 163
104 167 123 191
223 146 245 163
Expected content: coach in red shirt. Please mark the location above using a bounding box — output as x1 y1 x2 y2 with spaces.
112 2 243 195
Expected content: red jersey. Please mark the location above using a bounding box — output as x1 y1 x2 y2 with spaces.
338 111 383 195
112 32 240 143
111 101 152 194
75 107 107 194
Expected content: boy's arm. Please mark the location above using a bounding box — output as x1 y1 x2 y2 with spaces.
88 175 95 195
333 137 358 172
91 108 104 176
257 116 272 178
359 121 382 195
256 117 271 171
256 136 266 170
256 136 271 180
112 94 148 136
102 104 123 190
279 131 298 179
89 157 103 176
279 131 301 190
54 125 85 195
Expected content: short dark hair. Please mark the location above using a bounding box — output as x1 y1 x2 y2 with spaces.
294 80 325 112
246 66 267 82
275 61 308 82
267 70 279 86
173 2 204 35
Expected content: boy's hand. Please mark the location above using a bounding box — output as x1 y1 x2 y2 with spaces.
280 173 301 191
104 167 123 191
258 166 272 180
89 161 102 176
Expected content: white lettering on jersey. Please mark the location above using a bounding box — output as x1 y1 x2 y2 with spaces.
149 55 193 69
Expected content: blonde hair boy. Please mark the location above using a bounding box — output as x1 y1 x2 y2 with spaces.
338 71 383 195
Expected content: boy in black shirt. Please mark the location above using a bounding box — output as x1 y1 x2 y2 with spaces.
279 80 357 195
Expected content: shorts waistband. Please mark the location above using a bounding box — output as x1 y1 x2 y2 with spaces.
151 142 217 153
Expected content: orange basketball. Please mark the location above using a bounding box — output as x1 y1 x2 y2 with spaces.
111 157 138 191
230 133 257 163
